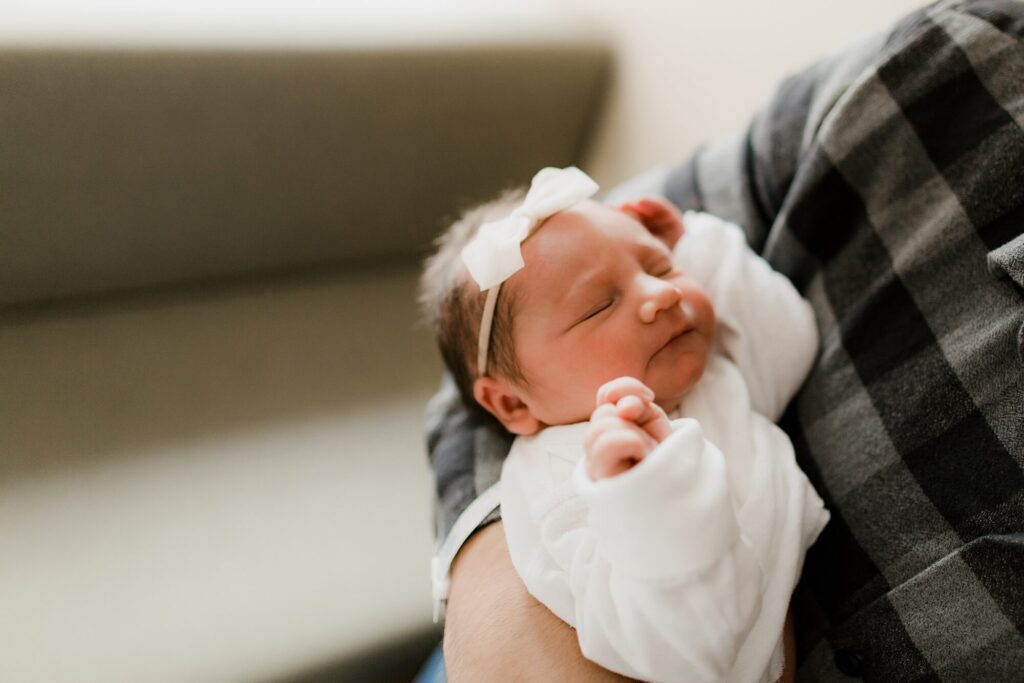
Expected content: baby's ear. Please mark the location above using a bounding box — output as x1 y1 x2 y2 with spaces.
617 197 685 251
473 377 542 435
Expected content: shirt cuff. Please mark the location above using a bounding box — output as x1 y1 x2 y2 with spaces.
573 418 739 581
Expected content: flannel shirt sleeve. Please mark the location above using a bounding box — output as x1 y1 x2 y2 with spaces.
661 1 1024 679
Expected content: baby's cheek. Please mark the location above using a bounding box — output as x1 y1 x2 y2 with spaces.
683 286 716 339
593 334 646 377
555 358 614 416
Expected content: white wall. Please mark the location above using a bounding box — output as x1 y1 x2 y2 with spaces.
555 0 928 186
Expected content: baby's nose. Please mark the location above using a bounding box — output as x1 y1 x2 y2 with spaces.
638 277 683 323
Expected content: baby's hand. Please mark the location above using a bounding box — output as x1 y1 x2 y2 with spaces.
584 377 673 480
617 197 685 247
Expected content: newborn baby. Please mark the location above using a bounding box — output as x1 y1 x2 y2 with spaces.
421 167 829 683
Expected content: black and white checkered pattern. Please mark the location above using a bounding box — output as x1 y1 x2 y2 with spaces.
425 1 1024 679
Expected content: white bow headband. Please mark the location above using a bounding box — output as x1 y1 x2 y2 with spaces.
460 166 599 377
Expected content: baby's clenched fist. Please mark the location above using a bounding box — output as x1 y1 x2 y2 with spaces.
584 377 672 480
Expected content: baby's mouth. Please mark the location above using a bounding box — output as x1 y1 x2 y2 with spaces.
654 321 694 357
648 304 697 366
669 301 698 343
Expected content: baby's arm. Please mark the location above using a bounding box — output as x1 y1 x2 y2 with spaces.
674 211 818 420
502 378 764 682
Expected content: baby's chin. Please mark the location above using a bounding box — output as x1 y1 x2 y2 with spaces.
654 394 684 415
653 380 692 414
650 374 702 415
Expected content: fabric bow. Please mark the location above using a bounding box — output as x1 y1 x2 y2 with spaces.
460 166 599 291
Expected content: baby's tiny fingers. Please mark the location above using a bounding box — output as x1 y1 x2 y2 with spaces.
629 400 672 442
590 403 618 421
585 414 645 453
637 197 681 219
643 412 674 442
584 414 625 452
596 376 654 406
616 200 642 216
615 395 646 421
587 429 647 479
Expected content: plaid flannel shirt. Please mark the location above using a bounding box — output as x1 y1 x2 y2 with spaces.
425 1 1024 679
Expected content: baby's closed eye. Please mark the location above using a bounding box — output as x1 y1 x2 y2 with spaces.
648 257 677 278
571 291 619 328
582 300 613 321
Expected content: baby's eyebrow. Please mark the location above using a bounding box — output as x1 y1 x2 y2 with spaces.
560 266 604 308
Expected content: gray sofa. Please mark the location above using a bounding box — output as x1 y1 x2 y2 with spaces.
0 22 608 683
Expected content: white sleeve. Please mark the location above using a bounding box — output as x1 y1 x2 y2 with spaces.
502 419 764 683
675 212 818 421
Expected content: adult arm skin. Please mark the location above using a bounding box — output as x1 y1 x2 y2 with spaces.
443 521 796 683
443 522 634 682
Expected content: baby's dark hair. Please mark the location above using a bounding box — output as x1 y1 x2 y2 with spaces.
419 189 528 414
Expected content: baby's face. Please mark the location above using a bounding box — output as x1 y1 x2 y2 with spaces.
504 200 715 427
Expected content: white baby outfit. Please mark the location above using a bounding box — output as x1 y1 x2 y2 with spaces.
500 212 830 683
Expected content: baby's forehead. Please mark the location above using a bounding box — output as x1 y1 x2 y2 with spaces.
534 201 659 259
508 203 650 303
520 210 602 270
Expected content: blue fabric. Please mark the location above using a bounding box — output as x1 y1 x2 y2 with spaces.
413 643 446 683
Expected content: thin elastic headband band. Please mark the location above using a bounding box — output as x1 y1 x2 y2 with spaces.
476 287 500 377
460 166 599 377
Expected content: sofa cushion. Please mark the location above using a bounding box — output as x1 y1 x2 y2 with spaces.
0 267 446 681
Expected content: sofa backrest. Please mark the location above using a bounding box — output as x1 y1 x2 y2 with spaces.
1 41 608 307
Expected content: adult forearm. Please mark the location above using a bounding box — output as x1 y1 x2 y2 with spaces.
443 522 634 682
